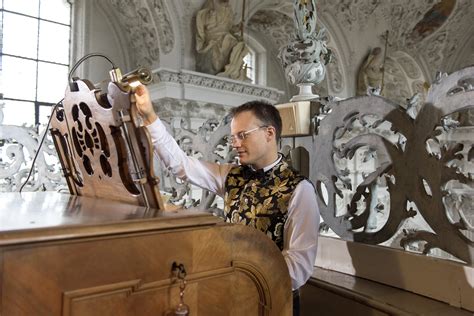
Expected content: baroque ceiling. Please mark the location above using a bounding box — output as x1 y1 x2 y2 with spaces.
104 0 474 100
247 0 474 77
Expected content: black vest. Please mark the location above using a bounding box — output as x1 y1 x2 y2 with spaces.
223 159 305 250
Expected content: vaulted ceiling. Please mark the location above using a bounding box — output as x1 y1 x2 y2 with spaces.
100 0 474 100
246 0 474 77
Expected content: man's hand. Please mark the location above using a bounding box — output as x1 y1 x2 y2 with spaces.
135 84 158 126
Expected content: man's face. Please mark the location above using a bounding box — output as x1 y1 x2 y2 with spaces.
230 111 275 168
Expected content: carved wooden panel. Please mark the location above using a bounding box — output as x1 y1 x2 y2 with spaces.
50 79 164 209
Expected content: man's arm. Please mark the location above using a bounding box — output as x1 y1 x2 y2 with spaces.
147 118 231 196
135 85 232 196
282 180 320 290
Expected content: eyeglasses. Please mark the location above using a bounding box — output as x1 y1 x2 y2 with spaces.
228 126 268 144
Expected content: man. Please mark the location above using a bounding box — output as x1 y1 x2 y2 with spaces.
135 85 319 316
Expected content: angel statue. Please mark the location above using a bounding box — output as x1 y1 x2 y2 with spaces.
356 47 385 96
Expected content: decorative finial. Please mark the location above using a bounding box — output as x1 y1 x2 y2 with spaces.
278 0 331 101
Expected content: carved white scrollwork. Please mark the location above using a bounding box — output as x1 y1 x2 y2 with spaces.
326 48 344 94
146 0 175 54
312 66 474 263
106 0 175 66
0 103 66 192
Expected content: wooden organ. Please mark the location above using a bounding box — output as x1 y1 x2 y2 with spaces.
0 192 291 315
0 72 291 315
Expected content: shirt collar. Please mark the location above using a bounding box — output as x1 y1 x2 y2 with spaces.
252 154 282 172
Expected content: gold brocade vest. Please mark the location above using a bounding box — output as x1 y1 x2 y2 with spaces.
223 159 305 250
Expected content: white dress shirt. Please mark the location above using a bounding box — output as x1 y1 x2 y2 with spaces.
147 118 320 290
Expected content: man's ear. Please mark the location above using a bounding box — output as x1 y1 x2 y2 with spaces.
266 126 276 141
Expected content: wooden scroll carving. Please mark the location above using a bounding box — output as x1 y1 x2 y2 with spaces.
311 66 474 263
50 78 164 209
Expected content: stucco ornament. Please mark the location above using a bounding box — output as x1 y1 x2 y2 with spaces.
312 66 474 264
0 103 65 192
106 0 173 67
278 0 331 100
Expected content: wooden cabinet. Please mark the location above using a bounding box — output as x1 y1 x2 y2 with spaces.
0 192 291 315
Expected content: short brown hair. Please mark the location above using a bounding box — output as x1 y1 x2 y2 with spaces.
229 100 282 141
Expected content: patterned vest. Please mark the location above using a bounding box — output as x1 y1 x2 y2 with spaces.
224 159 305 250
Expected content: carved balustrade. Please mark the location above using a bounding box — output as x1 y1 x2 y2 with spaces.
1 66 473 265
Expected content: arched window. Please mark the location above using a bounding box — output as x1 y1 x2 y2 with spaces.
1 0 72 126
243 47 256 84
243 34 266 86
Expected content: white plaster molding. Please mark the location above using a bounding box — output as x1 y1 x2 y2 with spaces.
414 53 434 85
319 15 351 97
162 0 184 70
0 103 66 192
106 0 170 68
151 68 284 106
146 0 174 55
326 48 344 95
239 0 288 22
248 8 349 98
383 57 416 105
383 51 428 105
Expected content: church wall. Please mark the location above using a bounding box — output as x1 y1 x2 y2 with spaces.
71 0 131 84
450 34 474 71
266 54 291 103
